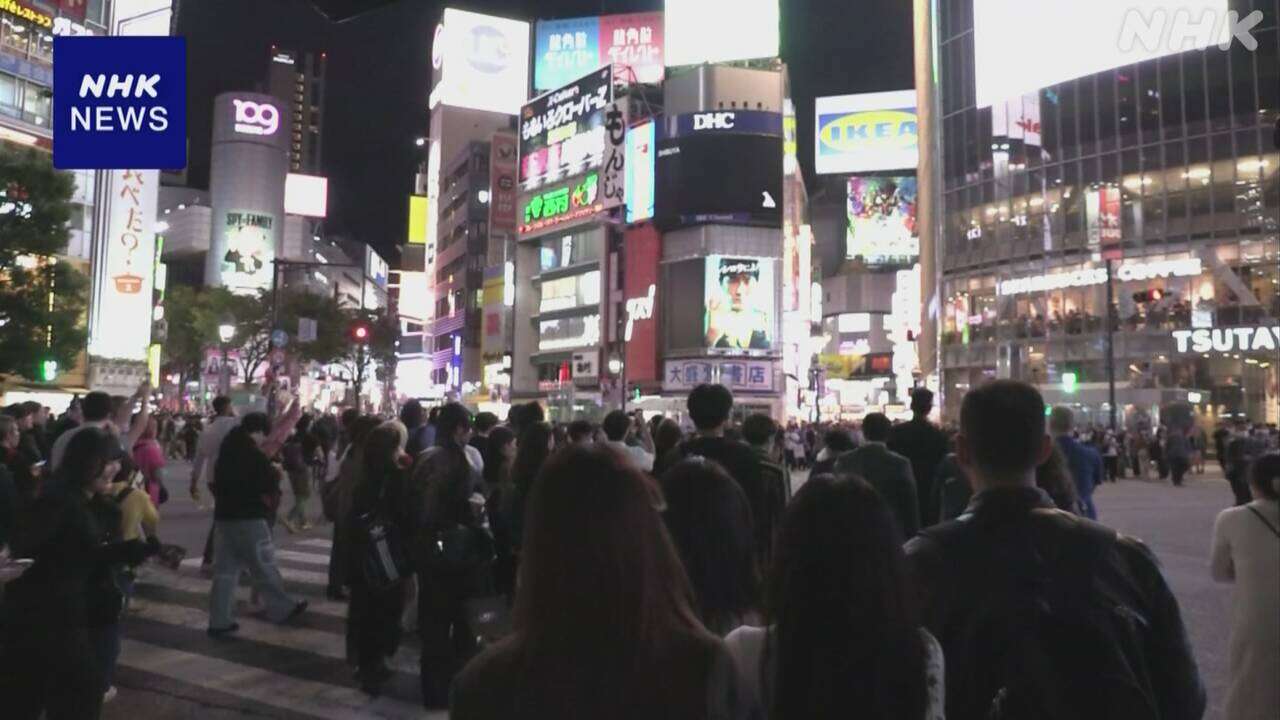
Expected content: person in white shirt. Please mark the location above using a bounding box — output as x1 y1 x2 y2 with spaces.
1210 452 1280 720
600 410 656 472
48 382 151 474
192 396 240 571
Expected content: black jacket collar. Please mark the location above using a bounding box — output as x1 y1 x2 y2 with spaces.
961 485 1056 519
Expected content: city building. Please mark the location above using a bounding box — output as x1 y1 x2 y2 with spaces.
264 46 325 174
919 0 1280 424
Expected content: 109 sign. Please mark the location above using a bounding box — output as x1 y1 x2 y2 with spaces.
53 37 187 170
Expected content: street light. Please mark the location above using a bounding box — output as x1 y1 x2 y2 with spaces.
414 137 426 147
218 316 235 397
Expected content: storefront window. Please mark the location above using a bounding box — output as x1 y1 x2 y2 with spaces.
1 17 30 56
20 81 49 126
29 30 52 66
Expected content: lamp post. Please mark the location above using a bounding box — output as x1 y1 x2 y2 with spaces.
218 317 235 397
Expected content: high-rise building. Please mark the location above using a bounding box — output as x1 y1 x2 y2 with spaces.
265 47 326 173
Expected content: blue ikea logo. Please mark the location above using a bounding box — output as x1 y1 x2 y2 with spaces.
817 108 918 156
53 36 186 170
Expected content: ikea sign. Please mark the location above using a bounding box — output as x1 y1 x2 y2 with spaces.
814 90 918 175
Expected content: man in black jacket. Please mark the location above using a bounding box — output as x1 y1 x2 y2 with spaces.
657 384 777 565
888 388 949 527
835 413 919 537
905 380 1204 720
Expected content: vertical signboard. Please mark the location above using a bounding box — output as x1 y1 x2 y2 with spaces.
623 224 660 383
407 194 428 244
600 100 627 212
624 120 655 223
488 131 518 234
89 168 158 361
219 210 275 292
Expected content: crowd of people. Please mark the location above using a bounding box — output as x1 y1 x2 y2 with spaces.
0 378 1276 719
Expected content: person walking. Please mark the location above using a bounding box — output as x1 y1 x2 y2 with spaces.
1224 418 1263 506
1165 426 1192 487
661 458 759 636
345 424 413 696
281 414 319 532
1102 430 1121 483
481 426 518 599
742 413 792 506
131 414 168 507
810 427 856 476
0 428 158 719
835 413 920 538
1210 452 1280 720
888 388 949 528
1049 407 1104 520
906 381 1205 720
192 396 239 571
505 421 554 565
1035 444 1082 514
726 474 944 719
322 415 380 601
206 404 308 637
450 444 757 719
48 384 151 474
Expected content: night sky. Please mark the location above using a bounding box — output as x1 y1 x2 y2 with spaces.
178 0 913 263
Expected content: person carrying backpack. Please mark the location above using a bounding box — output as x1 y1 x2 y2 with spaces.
906 380 1205 720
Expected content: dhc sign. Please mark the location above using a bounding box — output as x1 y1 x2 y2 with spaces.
53 37 187 169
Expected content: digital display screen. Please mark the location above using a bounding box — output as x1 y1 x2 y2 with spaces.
655 133 782 230
704 255 774 352
846 176 918 266
519 66 611 190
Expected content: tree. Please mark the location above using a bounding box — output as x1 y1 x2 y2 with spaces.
159 284 207 392
340 306 398 409
0 146 87 382
160 286 273 394
280 289 349 366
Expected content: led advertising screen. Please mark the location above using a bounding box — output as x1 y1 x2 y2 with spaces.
973 0 1229 107
220 210 275 292
533 12 663 92
520 66 612 190
654 133 782 230
705 256 775 352
430 8 530 115
519 172 602 235
814 91 918 175
665 0 778 66
284 173 327 217
624 120 655 223
846 176 918 266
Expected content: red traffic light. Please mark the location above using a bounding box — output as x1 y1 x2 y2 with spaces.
1149 288 1163 301
351 322 371 343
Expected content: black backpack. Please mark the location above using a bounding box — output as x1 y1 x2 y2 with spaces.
923 518 1161 720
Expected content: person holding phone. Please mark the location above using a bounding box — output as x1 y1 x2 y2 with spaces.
601 410 656 472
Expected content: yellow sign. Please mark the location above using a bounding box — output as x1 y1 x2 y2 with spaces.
0 0 53 29
147 344 162 387
817 109 918 154
407 195 428 245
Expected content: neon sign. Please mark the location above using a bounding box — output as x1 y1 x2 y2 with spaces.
520 173 601 234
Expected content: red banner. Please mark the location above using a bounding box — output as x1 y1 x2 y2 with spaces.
488 131 518 234
623 224 660 383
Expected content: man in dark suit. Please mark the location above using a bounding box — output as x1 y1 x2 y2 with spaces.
836 413 920 537
888 388 949 527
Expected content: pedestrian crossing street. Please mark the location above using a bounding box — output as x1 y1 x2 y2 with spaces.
114 535 447 720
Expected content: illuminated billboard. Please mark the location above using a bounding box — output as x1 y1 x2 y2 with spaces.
219 210 274 292
430 8 530 115
624 120 655 223
655 133 782 230
814 91 918 175
88 168 158 361
846 176 918 266
539 313 600 351
665 0 778 66
520 66 611 190
284 173 327 217
407 195 428 245
534 12 664 92
973 0 1229 107
519 172 602 235
705 256 774 352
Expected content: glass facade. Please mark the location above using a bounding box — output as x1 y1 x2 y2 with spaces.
935 0 1280 425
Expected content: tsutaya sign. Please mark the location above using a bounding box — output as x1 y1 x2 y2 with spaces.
1172 326 1280 354
998 258 1202 296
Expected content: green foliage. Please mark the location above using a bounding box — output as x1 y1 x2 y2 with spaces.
0 146 87 381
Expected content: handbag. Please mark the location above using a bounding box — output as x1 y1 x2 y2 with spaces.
353 484 411 591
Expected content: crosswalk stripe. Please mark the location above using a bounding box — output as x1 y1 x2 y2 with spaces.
276 549 333 566
140 569 350 619
118 638 444 720
125 594 419 677
176 558 334 588
297 538 334 549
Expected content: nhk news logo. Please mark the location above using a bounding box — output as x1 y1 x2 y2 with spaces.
53 36 186 170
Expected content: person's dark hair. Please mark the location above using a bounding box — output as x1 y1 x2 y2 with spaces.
362 425 403 485
567 419 594 442
1248 452 1280 501
1036 444 1081 512
473 411 499 434
960 380 1046 478
862 413 892 442
514 445 705 680
824 428 857 453
55 427 121 493
687 383 733 431
212 395 232 416
435 402 472 443
512 422 554 499
765 474 926 720
484 425 516 487
239 411 271 436
81 391 113 422
742 413 776 447
601 410 632 442
4 404 29 420
19 400 41 417
909 387 934 415
399 399 425 430
347 415 382 455
654 418 684 461
552 423 568 449
340 407 360 430
427 406 441 425
661 458 758 634
294 413 313 435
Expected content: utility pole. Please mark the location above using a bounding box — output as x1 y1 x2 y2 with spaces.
1104 259 1118 431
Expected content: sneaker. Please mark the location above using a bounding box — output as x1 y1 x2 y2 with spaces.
207 622 240 638
279 517 299 534
103 686 118 703
283 600 308 623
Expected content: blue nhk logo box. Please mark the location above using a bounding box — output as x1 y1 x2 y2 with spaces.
53 36 186 170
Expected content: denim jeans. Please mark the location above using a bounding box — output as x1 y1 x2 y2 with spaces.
208 519 297 629
88 623 119 692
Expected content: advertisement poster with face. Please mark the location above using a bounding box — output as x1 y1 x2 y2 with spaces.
705 256 773 351
221 210 274 291
846 176 918 266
